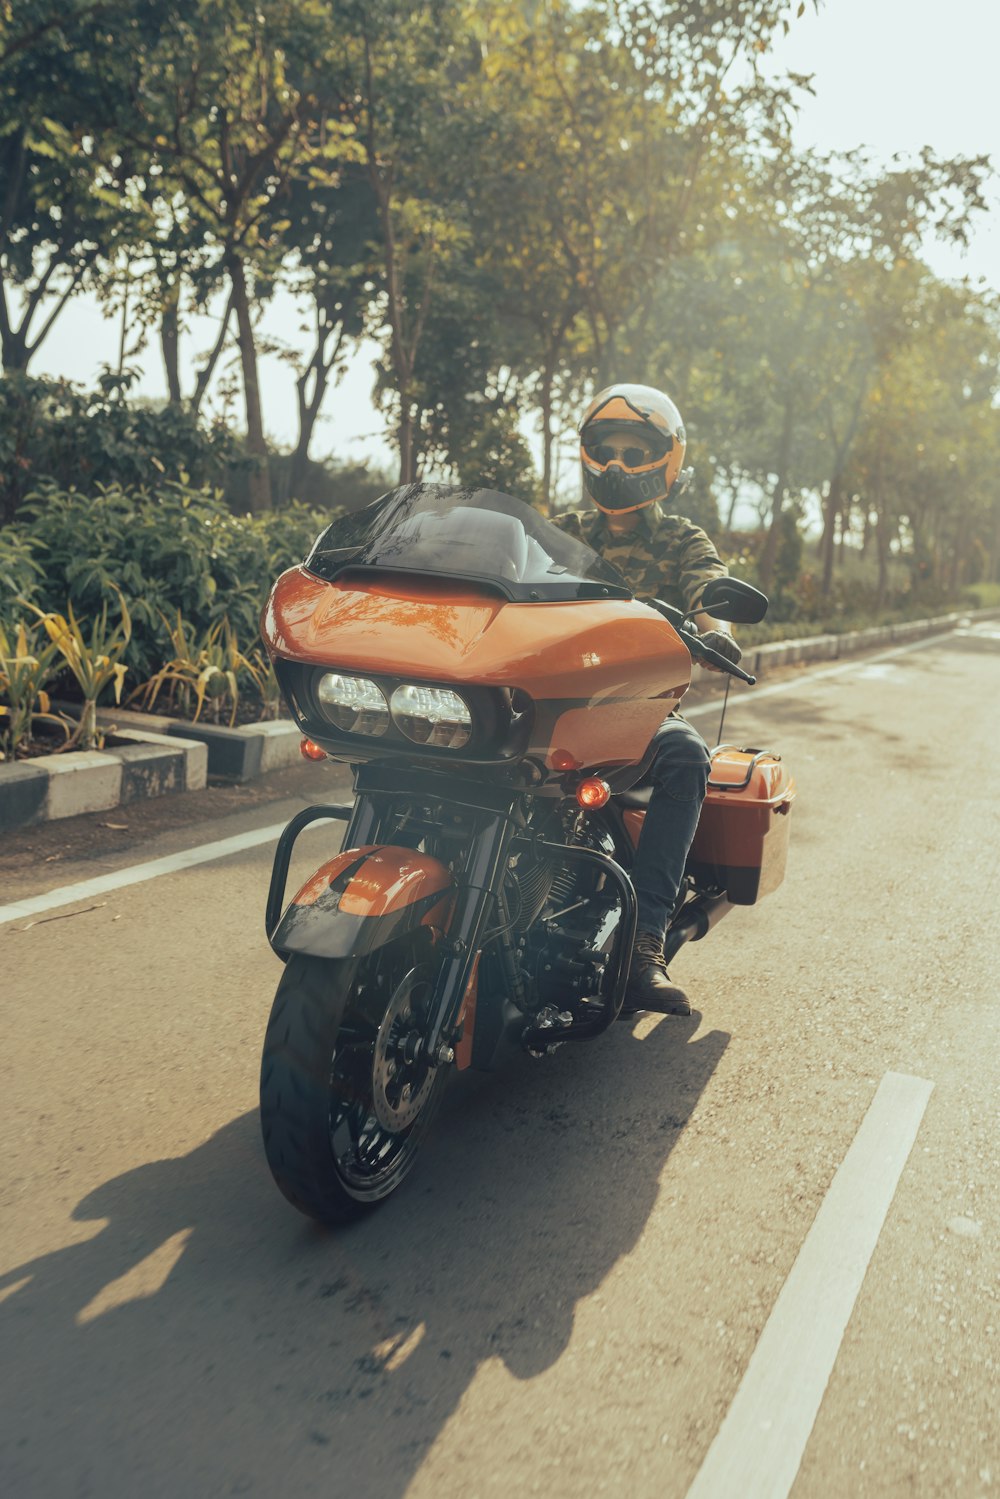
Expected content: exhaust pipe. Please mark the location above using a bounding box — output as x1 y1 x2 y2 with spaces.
662 892 733 966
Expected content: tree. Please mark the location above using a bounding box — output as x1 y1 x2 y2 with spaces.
0 3 137 371
281 163 375 495
849 280 1000 601
110 0 352 510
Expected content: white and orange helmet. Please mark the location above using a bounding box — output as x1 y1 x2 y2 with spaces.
579 383 687 515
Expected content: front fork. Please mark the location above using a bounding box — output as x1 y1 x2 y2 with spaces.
420 810 516 1060
267 774 522 1067
265 780 639 1068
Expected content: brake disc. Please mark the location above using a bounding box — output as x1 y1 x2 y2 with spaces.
371 964 436 1133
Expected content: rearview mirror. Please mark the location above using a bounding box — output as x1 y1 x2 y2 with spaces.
696 576 769 625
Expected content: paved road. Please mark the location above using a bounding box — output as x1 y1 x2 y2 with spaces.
1 632 998 1498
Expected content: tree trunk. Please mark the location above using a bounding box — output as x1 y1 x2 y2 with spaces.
290 317 347 499
290 363 325 500
397 392 416 485
818 471 843 596
758 483 783 594
190 288 234 416
161 290 182 405
875 506 890 608
950 509 968 593
0 283 29 370
724 483 739 532
540 370 554 515
758 395 795 592
227 253 270 513
290 379 321 501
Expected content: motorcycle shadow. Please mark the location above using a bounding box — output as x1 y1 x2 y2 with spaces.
0 1013 727 1499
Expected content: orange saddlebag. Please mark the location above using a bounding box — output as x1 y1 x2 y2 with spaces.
686 747 795 905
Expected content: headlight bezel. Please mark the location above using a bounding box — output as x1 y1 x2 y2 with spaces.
314 672 391 737
299 666 532 762
389 683 473 749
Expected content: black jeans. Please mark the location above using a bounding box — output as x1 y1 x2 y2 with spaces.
632 715 712 942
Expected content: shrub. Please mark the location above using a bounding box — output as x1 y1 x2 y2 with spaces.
0 618 72 760
962 581 1000 611
130 613 258 727
8 482 333 681
0 528 42 626
31 595 132 751
0 373 245 523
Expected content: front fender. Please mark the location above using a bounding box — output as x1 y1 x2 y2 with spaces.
270 844 456 960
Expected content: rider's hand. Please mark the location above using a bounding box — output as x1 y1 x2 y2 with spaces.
699 630 743 671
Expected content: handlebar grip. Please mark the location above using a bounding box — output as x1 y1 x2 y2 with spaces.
698 643 756 684
688 635 756 685
644 596 755 684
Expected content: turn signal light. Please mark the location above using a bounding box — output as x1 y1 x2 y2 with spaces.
550 749 580 771
300 737 326 761
576 777 611 809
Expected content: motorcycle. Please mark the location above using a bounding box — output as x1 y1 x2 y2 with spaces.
258 484 795 1224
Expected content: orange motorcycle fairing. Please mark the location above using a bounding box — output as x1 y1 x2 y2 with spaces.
263 567 693 775
270 844 456 961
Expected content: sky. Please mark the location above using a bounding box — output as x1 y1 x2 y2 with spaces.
23 0 1000 472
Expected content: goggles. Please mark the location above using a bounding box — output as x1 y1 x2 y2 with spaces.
583 441 650 468
581 425 673 469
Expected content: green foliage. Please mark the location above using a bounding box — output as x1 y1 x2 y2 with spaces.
130 612 254 727
0 616 72 760
962 582 1000 611
266 452 393 513
8 479 332 679
3 0 997 601
0 374 245 522
0 526 42 624
30 593 132 751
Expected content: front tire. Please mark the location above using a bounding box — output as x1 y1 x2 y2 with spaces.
259 945 448 1224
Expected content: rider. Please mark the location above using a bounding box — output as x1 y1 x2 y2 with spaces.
553 382 743 1016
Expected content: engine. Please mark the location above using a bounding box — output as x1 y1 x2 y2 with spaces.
507 814 625 1017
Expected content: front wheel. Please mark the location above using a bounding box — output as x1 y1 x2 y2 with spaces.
259 943 449 1224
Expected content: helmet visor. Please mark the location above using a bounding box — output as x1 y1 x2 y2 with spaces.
584 441 659 469
581 420 673 468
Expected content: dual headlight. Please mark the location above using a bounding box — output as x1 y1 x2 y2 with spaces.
316 673 473 750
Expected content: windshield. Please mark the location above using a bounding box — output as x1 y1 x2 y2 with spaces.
303 484 631 603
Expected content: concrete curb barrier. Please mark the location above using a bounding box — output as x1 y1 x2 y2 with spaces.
91 706 302 782
747 607 1000 678
0 725 207 834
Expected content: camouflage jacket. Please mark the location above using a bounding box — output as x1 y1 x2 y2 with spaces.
551 502 728 612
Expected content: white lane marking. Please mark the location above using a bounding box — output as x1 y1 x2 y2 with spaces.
0 631 948 929
685 1070 934 1499
0 821 294 929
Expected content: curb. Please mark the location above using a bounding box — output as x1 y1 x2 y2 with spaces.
746 607 1000 677
0 726 207 834
92 707 302 782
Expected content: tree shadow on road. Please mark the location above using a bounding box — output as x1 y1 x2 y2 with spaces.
1 1016 727 1499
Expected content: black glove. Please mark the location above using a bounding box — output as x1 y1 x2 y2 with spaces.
699 630 743 667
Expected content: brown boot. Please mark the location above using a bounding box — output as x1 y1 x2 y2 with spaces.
622 930 691 1016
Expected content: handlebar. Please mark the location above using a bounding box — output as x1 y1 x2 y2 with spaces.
644 597 757 686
